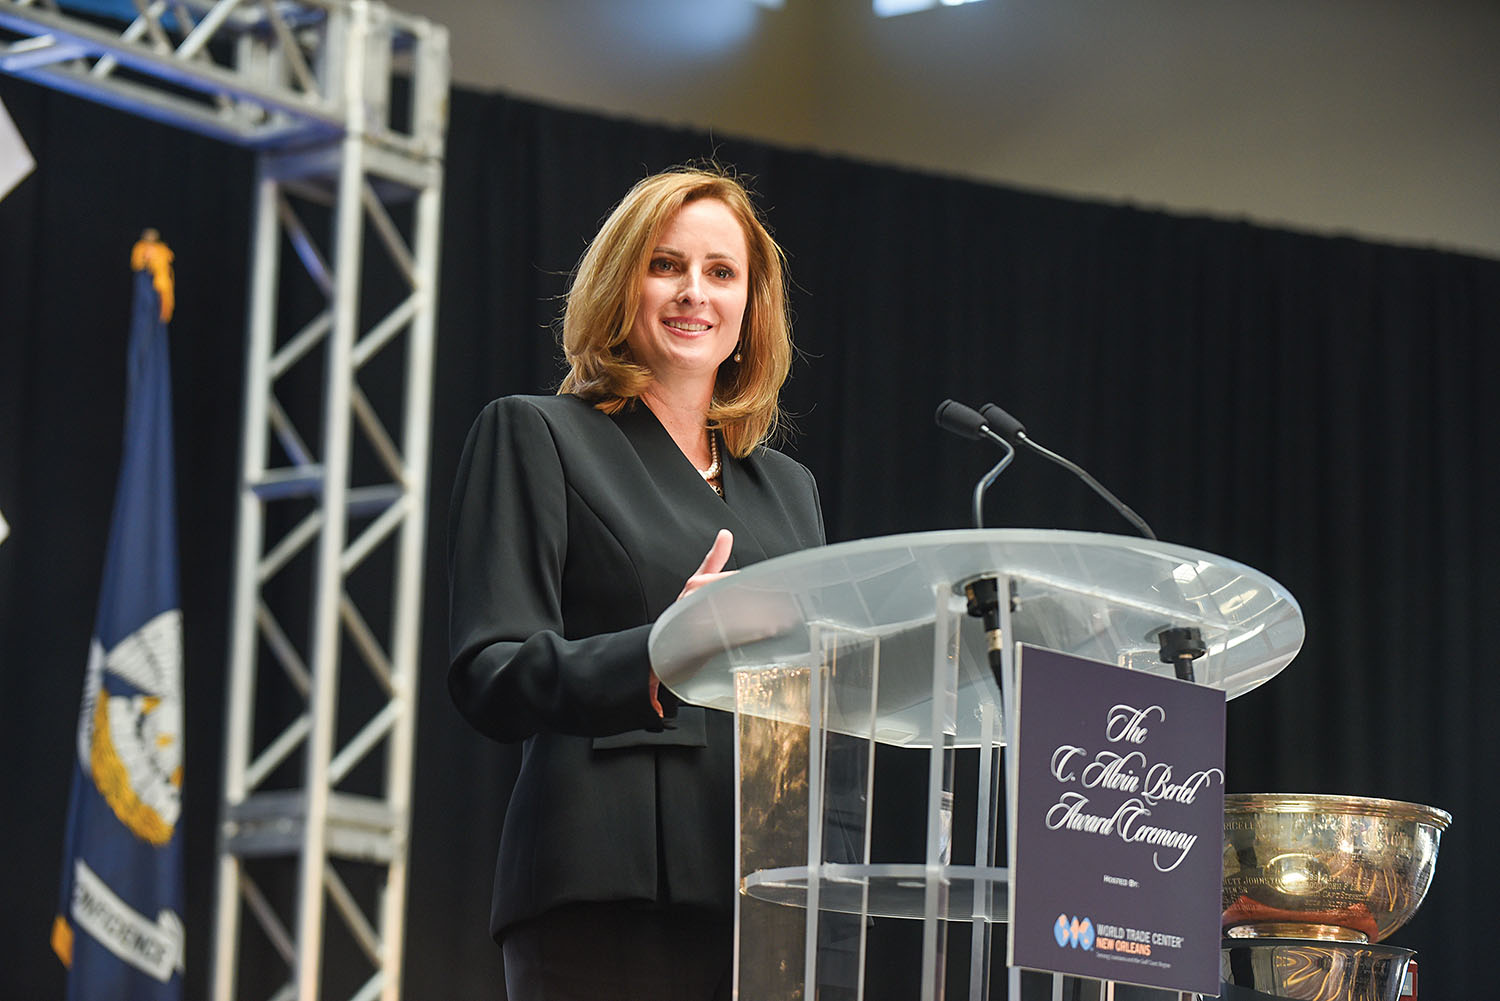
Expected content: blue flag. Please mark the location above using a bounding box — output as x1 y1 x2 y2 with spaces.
53 236 185 1000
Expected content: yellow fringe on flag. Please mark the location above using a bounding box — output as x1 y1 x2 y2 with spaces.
130 229 175 323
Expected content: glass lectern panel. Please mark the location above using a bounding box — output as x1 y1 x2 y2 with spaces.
654 530 1302 749
651 531 1304 1001
734 622 882 1001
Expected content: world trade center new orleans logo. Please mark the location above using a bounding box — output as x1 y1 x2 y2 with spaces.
1054 914 1095 950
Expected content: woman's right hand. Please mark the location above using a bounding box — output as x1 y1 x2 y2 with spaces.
651 529 736 716
677 528 734 601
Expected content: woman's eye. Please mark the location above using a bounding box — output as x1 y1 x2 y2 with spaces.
651 258 677 273
712 266 735 280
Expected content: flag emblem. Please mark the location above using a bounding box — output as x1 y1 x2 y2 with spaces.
83 610 184 845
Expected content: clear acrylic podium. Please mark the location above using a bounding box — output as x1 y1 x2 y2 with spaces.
648 529 1304 1001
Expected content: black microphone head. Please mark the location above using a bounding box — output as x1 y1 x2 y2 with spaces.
935 399 989 440
979 403 1025 442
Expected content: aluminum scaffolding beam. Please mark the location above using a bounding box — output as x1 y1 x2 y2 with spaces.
1 3 448 1000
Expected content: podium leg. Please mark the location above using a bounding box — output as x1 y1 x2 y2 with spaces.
969 702 1001 1001
919 586 968 1001
805 624 827 996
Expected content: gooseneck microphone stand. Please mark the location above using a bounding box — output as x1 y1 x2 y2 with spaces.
934 399 1015 691
933 399 1017 530
980 403 1157 541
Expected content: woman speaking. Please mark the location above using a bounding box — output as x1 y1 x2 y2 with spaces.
447 166 824 1000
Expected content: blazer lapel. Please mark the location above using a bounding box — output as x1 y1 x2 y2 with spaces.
716 451 776 565
606 401 822 573
611 403 775 570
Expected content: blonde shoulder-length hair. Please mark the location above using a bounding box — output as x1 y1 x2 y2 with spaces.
557 166 793 458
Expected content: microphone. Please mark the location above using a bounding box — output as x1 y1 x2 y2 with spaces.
935 399 1015 528
979 403 1157 541
934 398 992 441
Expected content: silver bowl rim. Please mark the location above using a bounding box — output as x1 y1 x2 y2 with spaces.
1224 792 1451 829
1219 937 1417 961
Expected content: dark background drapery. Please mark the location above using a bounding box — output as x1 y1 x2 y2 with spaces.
3 78 1497 999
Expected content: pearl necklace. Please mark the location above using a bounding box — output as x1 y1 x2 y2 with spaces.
697 430 723 495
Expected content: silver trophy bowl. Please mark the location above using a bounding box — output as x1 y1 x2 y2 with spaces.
1221 793 1450 943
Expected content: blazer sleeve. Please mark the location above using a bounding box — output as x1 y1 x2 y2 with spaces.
446 398 663 743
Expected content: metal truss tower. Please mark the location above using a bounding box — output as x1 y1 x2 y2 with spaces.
0 3 449 1000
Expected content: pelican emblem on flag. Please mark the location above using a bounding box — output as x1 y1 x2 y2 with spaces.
78 609 183 845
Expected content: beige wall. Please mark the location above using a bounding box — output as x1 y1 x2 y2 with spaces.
413 0 1500 260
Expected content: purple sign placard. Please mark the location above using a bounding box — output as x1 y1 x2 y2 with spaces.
1007 644 1225 995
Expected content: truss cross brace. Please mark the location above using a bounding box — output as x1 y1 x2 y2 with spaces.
2 3 449 1000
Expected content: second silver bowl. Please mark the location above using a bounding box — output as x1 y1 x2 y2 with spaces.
1219 938 1414 1001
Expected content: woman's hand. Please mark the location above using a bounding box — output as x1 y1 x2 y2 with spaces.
677 528 735 600
651 529 736 716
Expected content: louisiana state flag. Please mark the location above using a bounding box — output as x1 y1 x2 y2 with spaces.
52 234 185 999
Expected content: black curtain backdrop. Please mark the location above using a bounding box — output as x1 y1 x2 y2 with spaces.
4 77 1498 1000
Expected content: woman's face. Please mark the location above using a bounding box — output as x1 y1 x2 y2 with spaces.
627 198 749 392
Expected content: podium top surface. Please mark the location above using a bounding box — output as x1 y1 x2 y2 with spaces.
649 529 1303 747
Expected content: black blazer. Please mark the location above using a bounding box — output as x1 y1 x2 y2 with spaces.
447 394 824 939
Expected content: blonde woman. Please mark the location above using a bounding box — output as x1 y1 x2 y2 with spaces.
448 166 823 1000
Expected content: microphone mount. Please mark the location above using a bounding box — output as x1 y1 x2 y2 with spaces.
1158 625 1207 683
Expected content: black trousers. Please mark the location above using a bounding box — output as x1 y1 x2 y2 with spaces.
501 902 733 1001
